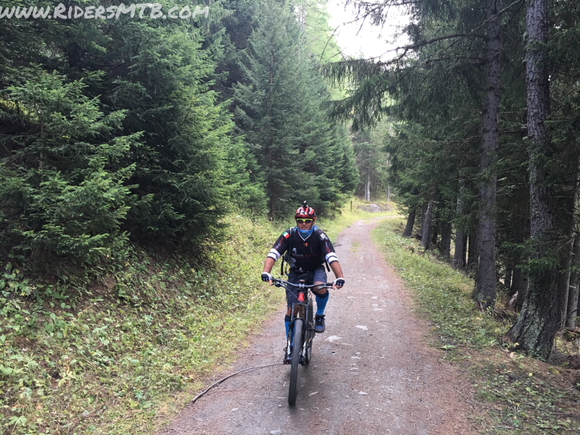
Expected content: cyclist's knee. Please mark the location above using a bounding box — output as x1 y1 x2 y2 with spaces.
315 289 329 299
312 282 328 295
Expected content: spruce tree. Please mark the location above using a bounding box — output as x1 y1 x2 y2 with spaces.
0 70 136 270
235 0 355 218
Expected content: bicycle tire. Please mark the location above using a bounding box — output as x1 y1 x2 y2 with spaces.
288 318 303 406
304 298 314 364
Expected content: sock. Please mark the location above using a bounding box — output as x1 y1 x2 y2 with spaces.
285 315 291 344
316 290 329 315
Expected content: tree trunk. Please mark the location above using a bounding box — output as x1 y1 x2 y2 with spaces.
508 0 560 359
365 173 370 201
403 207 416 237
505 267 512 291
431 206 440 247
560 160 580 329
567 284 579 329
453 228 466 269
441 221 452 261
420 201 428 237
511 265 528 310
509 205 529 305
467 229 478 270
453 180 466 269
558 227 575 331
462 234 468 267
567 229 580 329
421 199 434 250
473 0 501 309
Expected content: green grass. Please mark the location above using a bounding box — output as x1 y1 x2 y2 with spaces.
0 213 284 434
371 218 580 434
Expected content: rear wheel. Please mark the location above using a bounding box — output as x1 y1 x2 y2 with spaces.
288 319 303 406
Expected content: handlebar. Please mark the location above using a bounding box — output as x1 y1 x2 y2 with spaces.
271 278 333 289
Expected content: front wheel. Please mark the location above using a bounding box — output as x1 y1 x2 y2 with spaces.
288 318 303 406
304 298 314 364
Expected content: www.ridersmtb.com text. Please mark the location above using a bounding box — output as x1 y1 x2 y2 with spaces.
0 3 210 20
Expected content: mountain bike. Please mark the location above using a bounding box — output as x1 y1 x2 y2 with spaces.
271 278 333 406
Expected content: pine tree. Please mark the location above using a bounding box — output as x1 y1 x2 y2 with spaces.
0 0 262 254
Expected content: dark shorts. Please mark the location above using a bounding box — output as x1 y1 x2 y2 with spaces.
285 266 327 307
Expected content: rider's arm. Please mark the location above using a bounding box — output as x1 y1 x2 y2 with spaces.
263 257 275 275
319 232 343 287
262 232 289 283
329 261 344 289
267 231 290 263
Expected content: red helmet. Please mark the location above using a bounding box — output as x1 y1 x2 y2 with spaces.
295 201 316 220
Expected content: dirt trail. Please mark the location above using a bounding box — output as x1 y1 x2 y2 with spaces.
158 218 478 435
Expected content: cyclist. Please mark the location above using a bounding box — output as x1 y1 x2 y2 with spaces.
261 201 345 342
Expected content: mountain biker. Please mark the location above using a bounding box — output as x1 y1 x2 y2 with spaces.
261 201 345 341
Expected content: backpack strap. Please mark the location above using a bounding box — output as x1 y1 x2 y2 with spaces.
314 228 331 272
281 227 294 276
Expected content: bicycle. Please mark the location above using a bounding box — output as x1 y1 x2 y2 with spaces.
271 277 333 406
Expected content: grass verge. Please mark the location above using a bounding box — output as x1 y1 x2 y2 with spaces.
371 218 580 434
1 213 284 434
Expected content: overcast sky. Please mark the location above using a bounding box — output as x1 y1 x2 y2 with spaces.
326 0 409 60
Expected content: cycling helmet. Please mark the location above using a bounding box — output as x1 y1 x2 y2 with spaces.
295 201 316 220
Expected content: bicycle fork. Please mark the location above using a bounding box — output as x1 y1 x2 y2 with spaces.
285 291 308 365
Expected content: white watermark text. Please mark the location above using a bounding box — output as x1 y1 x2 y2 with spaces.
0 3 210 20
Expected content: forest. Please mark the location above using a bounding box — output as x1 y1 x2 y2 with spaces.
324 0 580 362
2 0 580 430
0 0 363 256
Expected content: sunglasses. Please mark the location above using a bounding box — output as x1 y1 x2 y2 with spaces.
296 219 313 224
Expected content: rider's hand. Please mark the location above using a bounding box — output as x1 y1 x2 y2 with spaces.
261 272 273 283
333 278 345 289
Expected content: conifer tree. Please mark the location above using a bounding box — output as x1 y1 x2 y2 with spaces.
0 70 136 269
0 0 263 257
235 0 355 218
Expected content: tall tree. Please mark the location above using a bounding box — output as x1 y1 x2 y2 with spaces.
508 0 569 358
0 70 136 269
0 0 263 268
473 0 502 309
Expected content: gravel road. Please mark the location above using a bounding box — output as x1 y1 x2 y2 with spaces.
158 218 478 435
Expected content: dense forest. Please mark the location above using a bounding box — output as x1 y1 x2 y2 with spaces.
0 0 361 267
327 0 580 360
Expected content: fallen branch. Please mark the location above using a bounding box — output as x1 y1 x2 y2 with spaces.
191 363 279 405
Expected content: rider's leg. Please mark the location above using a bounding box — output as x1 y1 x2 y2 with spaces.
285 270 300 342
312 267 328 333
312 267 329 315
285 313 291 341
312 285 329 315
